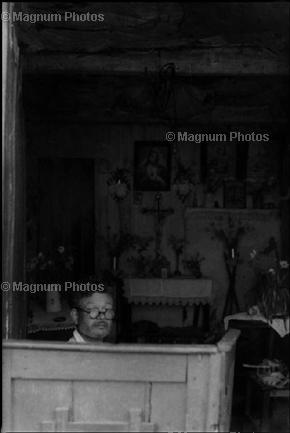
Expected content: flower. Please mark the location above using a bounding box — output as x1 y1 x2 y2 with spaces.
250 249 257 260
107 167 130 201
27 246 74 283
268 268 276 275
280 260 289 269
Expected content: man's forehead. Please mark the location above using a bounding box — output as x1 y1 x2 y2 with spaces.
81 292 113 306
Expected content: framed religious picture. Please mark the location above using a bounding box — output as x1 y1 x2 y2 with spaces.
223 180 246 209
134 141 171 191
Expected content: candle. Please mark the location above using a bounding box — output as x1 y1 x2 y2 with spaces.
113 256 117 271
231 249 235 259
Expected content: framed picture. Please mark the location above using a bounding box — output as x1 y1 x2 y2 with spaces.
223 180 246 209
134 141 171 191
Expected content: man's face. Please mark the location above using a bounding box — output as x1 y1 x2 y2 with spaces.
73 292 114 342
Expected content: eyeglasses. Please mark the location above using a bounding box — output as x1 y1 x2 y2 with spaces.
75 306 115 320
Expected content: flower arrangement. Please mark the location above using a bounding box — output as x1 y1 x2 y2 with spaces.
209 216 252 271
173 160 195 202
128 255 154 278
209 216 248 255
27 246 74 283
128 254 170 278
26 246 74 312
168 235 186 275
107 167 130 201
100 228 154 274
249 237 290 320
183 253 205 278
99 229 137 274
149 254 171 277
127 235 172 278
128 235 164 277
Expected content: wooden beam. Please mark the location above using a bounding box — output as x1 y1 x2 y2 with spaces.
3 2 27 339
23 47 289 75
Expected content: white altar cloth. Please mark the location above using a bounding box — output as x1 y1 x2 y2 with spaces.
124 278 212 306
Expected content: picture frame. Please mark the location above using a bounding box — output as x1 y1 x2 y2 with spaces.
223 180 246 209
134 141 171 191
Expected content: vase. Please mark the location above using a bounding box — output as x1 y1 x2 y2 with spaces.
46 289 62 313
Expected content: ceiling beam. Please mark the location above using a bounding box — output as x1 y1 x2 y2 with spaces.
23 47 289 75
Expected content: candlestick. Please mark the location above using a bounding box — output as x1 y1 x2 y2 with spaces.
113 256 117 272
231 248 235 259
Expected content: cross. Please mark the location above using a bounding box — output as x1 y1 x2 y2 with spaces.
142 192 174 257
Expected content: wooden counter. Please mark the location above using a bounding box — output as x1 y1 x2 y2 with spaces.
3 329 240 432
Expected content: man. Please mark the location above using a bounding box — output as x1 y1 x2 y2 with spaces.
68 287 115 343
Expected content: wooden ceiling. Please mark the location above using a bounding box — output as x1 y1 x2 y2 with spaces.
16 2 289 75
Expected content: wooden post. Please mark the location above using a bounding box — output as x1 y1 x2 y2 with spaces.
2 2 27 338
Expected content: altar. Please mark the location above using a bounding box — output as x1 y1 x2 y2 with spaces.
123 278 212 330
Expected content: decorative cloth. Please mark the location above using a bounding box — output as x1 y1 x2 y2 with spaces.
224 311 290 338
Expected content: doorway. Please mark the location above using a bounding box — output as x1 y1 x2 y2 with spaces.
35 157 95 279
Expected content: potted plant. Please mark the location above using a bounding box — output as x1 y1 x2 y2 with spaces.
127 235 154 277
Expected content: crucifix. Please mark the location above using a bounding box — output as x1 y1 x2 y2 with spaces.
142 192 174 257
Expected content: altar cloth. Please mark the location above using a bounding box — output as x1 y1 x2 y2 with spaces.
124 278 212 306
27 302 74 334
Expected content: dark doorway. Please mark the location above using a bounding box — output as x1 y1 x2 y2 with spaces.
37 158 94 279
